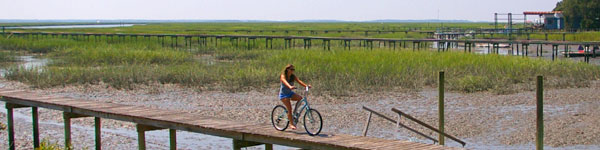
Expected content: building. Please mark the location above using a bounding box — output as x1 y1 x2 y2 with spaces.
524 11 564 30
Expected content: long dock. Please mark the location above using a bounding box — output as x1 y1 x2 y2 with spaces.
6 31 599 46
0 88 461 150
4 31 600 62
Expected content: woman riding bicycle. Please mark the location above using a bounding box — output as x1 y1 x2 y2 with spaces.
279 64 311 130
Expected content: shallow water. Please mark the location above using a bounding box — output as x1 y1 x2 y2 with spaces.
0 55 49 77
6 24 140 29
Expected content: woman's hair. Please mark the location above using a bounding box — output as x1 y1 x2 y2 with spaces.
281 64 296 82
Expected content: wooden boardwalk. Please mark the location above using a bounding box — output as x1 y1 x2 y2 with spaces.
7 31 600 45
0 88 461 150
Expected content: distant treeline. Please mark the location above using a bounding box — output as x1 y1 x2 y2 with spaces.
554 0 600 30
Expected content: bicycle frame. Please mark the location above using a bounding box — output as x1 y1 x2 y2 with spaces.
293 87 314 123
272 86 321 135
278 87 314 124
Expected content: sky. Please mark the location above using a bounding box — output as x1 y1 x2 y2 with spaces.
0 0 561 22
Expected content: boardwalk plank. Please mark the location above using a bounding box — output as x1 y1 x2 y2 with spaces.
370 143 408 150
64 100 104 108
0 89 27 95
79 102 124 110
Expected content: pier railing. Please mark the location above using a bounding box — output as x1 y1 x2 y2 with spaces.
391 108 466 147
361 106 439 143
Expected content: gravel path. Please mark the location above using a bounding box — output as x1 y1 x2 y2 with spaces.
0 79 599 150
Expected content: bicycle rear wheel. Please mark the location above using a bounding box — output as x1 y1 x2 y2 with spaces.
271 105 289 131
303 109 323 136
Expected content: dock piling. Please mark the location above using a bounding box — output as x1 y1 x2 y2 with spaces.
438 71 445 145
33 107 40 148
536 76 544 150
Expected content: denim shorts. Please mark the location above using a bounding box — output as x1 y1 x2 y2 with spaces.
279 91 296 100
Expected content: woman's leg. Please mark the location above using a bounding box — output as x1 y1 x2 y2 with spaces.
281 98 296 129
290 94 303 113
291 94 303 101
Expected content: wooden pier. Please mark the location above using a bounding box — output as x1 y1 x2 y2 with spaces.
0 88 461 150
4 31 600 62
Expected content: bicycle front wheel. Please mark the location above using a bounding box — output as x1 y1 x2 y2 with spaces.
271 105 289 131
303 109 323 136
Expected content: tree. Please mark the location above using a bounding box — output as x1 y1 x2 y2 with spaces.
554 0 600 30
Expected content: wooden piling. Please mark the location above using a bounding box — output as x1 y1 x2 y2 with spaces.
6 103 15 150
525 44 529 56
95 117 101 150
552 45 556 61
63 112 72 149
536 76 544 150
169 129 176 150
438 71 445 145
232 139 272 150
137 125 146 150
33 107 40 148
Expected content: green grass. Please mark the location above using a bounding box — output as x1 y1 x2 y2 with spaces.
2 23 600 95
51 45 190 66
0 51 18 62
0 37 84 53
35 138 75 150
5 22 494 38
5 46 599 95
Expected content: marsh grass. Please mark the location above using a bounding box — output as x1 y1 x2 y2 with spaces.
0 51 18 62
0 37 83 53
2 23 600 95
36 139 67 150
6 46 600 95
51 45 191 66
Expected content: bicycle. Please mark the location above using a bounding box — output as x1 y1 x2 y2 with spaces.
271 86 323 136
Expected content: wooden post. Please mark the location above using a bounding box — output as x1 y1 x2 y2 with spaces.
438 71 445 145
175 36 178 49
536 76 544 150
362 112 373 136
565 45 569 57
469 43 472 52
169 129 176 150
63 112 88 150
232 139 271 150
137 125 146 150
265 144 273 150
536 44 540 57
233 140 242 150
6 103 15 150
32 107 40 148
95 117 101 150
552 45 556 61
63 112 72 149
523 44 529 57
136 124 167 150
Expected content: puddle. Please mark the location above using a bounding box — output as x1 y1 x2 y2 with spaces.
0 55 49 77
5 24 141 29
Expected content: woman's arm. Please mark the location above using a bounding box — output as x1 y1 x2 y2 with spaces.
280 74 295 89
294 76 311 88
